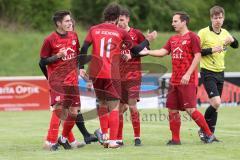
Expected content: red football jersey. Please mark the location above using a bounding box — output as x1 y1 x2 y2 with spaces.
163 31 201 85
84 23 132 79
40 31 80 85
120 28 145 81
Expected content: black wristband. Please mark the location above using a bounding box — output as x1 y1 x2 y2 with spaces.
201 48 213 56
130 39 149 58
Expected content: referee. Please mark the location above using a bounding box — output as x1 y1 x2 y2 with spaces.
198 5 239 141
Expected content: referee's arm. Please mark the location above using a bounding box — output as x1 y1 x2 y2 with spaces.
230 36 239 48
201 36 239 56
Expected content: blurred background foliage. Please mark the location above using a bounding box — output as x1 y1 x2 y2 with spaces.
0 0 239 32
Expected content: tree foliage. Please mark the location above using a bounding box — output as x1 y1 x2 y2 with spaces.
0 0 70 31
0 0 239 31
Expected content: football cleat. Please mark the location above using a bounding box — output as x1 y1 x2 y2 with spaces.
198 129 206 142
134 138 142 146
94 128 104 145
166 140 181 145
57 136 72 150
84 134 98 144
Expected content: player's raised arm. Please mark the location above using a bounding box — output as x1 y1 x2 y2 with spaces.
129 30 157 57
226 35 238 48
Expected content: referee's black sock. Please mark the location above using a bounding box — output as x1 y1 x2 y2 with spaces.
211 111 218 133
204 105 217 133
76 113 91 137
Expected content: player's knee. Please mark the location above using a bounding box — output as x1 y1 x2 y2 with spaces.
128 99 137 106
99 99 107 106
168 109 179 113
69 107 79 118
119 103 128 113
211 98 221 108
123 104 129 113
185 108 196 115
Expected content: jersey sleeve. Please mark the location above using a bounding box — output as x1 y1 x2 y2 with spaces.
40 38 52 58
163 38 171 54
224 29 232 37
190 33 201 54
136 29 146 43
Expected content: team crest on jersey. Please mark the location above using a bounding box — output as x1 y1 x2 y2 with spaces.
72 40 76 45
131 36 136 40
182 40 187 45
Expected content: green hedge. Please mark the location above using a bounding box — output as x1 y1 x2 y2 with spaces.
0 0 240 31
0 0 70 31
71 0 240 31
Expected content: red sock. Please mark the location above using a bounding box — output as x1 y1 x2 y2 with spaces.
117 113 124 140
98 106 109 134
169 112 181 142
67 131 75 143
46 111 60 143
130 107 140 138
62 115 75 138
109 110 119 140
191 110 212 136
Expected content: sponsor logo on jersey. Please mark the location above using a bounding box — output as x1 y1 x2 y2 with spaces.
182 40 187 45
72 40 76 46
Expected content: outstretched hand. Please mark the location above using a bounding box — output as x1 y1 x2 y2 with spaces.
139 47 150 55
212 46 223 53
224 36 234 46
121 53 132 61
146 30 158 42
56 48 67 58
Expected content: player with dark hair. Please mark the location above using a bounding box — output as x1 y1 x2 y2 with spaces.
79 3 156 148
198 5 239 141
137 11 216 144
39 10 97 151
116 7 151 146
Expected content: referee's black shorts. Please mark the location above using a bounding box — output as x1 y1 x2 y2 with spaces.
200 68 224 98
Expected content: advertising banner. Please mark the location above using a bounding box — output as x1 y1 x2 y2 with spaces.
0 77 49 111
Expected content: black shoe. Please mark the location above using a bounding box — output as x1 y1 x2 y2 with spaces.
50 143 60 151
94 129 103 145
198 129 206 142
116 141 124 146
57 137 72 149
166 140 181 145
84 134 98 144
134 138 142 146
204 134 217 143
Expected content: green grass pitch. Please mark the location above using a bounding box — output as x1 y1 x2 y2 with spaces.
0 107 239 160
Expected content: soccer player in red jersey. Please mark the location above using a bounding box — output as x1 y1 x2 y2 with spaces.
79 3 154 148
39 15 98 150
39 11 84 150
116 8 147 146
137 12 216 144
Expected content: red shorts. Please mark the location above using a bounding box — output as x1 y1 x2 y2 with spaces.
166 84 197 111
91 78 121 100
121 79 141 104
49 89 80 108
